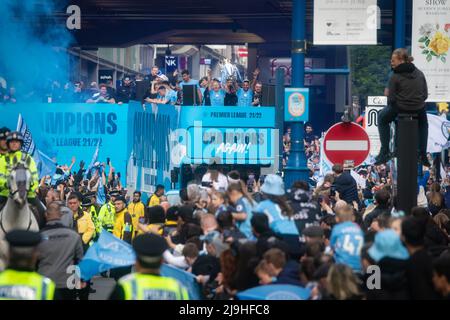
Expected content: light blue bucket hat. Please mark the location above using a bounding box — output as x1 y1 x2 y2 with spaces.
260 174 285 196
368 229 409 263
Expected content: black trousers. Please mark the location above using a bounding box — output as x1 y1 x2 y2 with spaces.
378 106 428 156
110 266 132 281
54 288 77 300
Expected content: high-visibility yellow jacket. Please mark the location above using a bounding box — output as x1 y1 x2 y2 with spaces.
128 201 145 234
0 269 55 300
97 202 116 233
0 151 38 198
118 273 189 300
113 208 134 244
74 209 95 245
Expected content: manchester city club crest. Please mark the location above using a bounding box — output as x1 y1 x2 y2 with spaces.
288 93 305 117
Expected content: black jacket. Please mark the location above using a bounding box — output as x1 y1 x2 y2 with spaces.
388 63 428 112
334 172 359 204
289 188 322 242
365 257 410 300
405 248 440 300
275 260 302 286
424 223 449 258
363 206 390 230
192 254 221 281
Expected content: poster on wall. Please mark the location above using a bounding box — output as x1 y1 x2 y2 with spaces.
313 0 378 45
412 0 450 102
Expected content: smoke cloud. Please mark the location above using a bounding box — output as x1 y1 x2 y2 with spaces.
0 0 73 101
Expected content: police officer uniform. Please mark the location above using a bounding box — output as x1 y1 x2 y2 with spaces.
97 191 120 234
109 233 189 300
84 191 101 238
0 127 10 156
0 132 45 225
0 230 55 300
0 127 10 207
0 132 38 197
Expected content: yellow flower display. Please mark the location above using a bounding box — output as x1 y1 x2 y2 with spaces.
429 32 450 56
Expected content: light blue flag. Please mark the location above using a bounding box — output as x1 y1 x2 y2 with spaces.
160 264 203 300
78 231 136 280
17 114 56 178
236 284 311 300
17 114 36 156
84 140 101 179
34 150 57 179
96 166 106 205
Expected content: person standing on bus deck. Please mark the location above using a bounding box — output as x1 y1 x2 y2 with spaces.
148 185 165 207
375 48 430 167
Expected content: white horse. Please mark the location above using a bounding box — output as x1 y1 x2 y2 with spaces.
0 161 39 270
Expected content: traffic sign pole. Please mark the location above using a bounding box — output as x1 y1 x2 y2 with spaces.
397 114 418 215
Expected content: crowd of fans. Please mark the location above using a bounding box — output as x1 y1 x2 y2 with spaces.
2 68 450 301
18 148 449 300
0 66 264 107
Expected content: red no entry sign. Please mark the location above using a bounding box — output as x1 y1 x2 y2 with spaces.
323 122 370 167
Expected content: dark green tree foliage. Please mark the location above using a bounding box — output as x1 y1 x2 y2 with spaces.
350 46 392 105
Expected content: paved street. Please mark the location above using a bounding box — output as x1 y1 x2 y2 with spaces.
89 276 116 300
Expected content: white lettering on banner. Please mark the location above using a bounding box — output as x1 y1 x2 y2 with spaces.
216 142 251 154
412 0 450 101
325 140 369 151
98 253 134 265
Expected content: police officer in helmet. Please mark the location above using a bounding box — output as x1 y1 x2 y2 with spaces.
0 131 46 226
109 233 189 300
0 230 55 300
0 127 10 156
0 127 10 209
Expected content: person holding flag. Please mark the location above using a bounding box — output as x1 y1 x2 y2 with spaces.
110 195 135 281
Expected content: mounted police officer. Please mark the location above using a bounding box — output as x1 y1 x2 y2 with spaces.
0 230 55 300
0 131 45 225
0 128 10 207
0 127 10 158
109 233 189 300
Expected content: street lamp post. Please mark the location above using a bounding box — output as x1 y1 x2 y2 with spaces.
284 0 309 188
